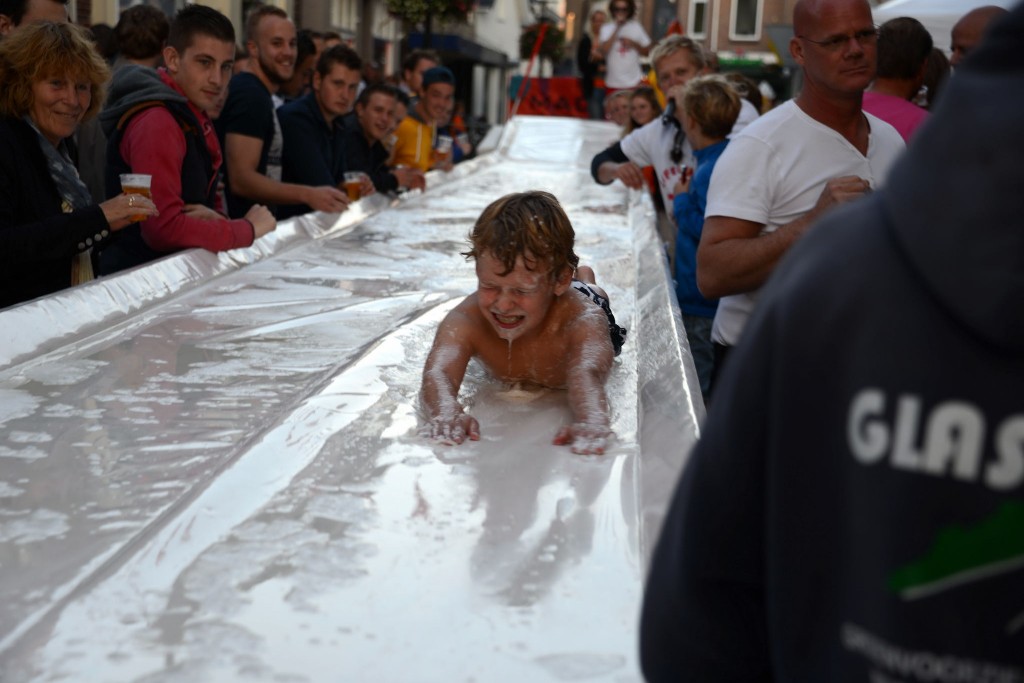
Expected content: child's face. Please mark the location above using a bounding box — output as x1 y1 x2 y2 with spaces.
475 251 569 342
630 96 656 126
681 110 700 141
607 96 630 127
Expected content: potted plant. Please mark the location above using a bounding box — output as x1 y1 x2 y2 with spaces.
385 0 476 25
519 21 566 63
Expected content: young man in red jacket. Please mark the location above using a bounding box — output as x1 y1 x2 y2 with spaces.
98 4 274 274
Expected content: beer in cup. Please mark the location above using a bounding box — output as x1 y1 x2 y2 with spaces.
119 173 152 222
434 134 453 165
343 171 364 201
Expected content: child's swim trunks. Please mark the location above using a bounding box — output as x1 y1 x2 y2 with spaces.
572 280 627 356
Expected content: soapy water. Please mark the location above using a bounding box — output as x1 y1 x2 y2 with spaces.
496 383 548 403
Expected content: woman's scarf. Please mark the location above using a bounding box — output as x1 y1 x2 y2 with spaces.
25 116 96 285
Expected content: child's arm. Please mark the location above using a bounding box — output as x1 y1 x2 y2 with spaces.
553 318 615 454
420 308 480 444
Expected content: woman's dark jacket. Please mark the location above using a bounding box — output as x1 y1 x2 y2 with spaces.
0 116 110 309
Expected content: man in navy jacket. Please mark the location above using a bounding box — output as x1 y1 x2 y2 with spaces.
278 44 364 219
342 83 424 195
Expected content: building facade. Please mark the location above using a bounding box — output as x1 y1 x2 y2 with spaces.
74 0 523 124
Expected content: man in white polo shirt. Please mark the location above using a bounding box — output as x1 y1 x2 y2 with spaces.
697 0 905 385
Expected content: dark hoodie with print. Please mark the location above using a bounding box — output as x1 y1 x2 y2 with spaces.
640 4 1024 681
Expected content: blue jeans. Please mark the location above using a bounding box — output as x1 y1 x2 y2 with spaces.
682 314 715 401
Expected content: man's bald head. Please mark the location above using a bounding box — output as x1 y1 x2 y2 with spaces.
793 0 871 38
792 0 819 37
790 0 876 107
951 5 1007 68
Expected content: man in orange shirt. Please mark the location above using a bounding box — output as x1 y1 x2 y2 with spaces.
392 66 454 174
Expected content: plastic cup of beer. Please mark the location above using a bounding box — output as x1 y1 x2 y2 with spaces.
435 134 453 165
120 173 152 222
343 171 364 201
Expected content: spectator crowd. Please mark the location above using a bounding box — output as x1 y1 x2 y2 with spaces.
0 0 475 307
0 0 987 327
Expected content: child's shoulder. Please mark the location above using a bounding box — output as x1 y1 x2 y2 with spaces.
428 295 490 362
561 285 615 336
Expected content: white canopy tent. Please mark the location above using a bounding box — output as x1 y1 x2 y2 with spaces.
872 0 1017 53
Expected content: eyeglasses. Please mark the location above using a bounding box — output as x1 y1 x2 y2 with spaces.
797 28 878 52
610 5 629 13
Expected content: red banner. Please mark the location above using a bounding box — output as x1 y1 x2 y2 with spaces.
507 77 591 118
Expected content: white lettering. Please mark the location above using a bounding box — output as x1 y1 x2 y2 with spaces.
849 389 889 464
988 417 1024 490
841 622 1024 683
848 391 1022 492
923 403 985 482
893 395 924 471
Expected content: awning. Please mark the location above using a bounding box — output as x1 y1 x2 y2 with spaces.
716 50 782 69
406 32 518 68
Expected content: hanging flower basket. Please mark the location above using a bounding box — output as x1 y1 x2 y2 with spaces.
519 22 566 63
385 0 476 25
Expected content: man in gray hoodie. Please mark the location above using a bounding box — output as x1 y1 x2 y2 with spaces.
98 4 274 274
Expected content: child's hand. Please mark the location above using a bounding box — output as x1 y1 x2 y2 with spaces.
673 165 694 196
429 413 480 445
553 422 612 455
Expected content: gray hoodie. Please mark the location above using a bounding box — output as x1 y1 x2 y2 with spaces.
100 65 187 139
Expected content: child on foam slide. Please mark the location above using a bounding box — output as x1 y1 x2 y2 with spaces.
420 191 627 455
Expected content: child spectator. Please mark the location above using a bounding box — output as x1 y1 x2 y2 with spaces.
625 86 664 213
604 89 631 130
671 75 740 401
420 191 627 455
625 86 661 134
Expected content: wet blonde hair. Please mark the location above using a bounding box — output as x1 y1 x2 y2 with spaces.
0 21 109 121
464 191 580 279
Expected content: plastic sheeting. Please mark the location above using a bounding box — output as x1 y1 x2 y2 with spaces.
0 116 703 682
